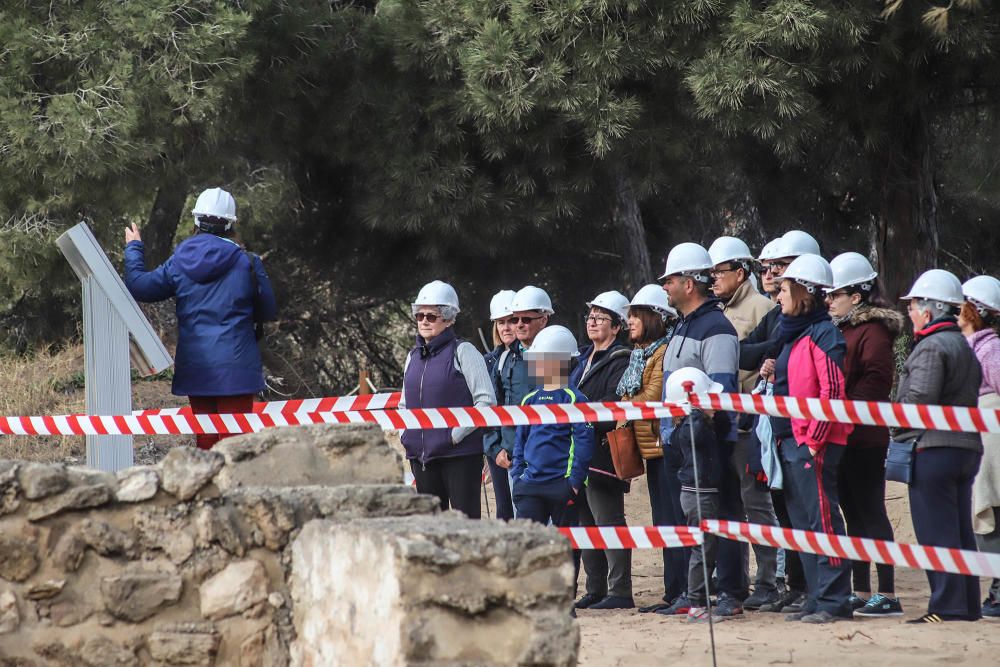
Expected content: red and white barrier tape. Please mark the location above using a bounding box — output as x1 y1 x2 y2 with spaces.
560 520 1000 579
690 392 1000 434
703 519 1000 580
558 525 703 549
132 392 401 417
6 400 688 437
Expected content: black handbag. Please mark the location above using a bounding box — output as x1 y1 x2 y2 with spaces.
885 439 917 485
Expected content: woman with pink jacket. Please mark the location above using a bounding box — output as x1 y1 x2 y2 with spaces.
770 255 854 624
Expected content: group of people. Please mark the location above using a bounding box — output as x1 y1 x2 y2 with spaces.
120 187 1000 626
397 231 1000 626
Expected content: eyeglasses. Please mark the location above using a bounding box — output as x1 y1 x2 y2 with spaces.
825 291 849 300
414 312 441 323
710 266 739 277
585 315 613 325
510 316 544 325
762 262 790 275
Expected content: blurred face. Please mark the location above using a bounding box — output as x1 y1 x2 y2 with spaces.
778 280 796 316
415 307 450 341
585 307 621 347
761 258 792 296
825 289 860 318
711 263 745 300
512 310 548 346
627 312 645 344
907 300 932 334
528 356 571 386
495 316 517 346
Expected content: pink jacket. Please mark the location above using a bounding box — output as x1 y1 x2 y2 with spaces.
787 330 854 448
968 328 1000 396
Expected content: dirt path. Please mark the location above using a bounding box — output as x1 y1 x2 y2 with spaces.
574 479 1000 666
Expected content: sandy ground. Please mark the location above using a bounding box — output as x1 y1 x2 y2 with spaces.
563 478 1000 666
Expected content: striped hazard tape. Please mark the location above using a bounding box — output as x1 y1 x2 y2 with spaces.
132 392 401 417
558 520 1000 580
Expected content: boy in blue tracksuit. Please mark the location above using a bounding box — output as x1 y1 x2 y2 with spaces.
511 325 595 527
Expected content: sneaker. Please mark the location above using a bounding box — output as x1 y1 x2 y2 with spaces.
638 597 671 613
906 613 945 624
589 595 635 610
849 594 868 612
784 599 817 622
654 595 691 616
714 593 744 617
743 588 779 610
801 610 841 624
760 589 804 613
854 593 904 617
781 592 807 614
574 593 604 609
687 607 722 624
982 597 1000 620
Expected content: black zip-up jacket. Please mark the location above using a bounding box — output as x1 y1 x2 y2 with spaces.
570 342 631 492
671 409 727 491
739 303 781 373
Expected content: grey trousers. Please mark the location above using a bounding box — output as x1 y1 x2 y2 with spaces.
681 489 720 606
977 506 1000 600
733 432 779 594
578 481 632 598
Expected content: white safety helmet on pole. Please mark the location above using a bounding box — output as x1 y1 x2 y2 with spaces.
412 280 461 319
778 230 821 259
962 275 1000 314
664 367 724 403
658 242 714 282
510 285 554 315
523 325 579 360
489 290 517 321
586 290 630 322
902 269 964 305
708 236 754 268
782 254 833 293
630 284 677 319
192 187 238 232
828 252 878 292
758 238 784 262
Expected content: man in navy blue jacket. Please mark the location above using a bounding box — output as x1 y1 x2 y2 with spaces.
124 187 277 449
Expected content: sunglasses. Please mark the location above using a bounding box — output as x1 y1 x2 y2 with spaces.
762 262 790 275
414 312 441 323
510 316 544 325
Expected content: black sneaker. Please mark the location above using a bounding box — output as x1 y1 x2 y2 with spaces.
714 592 744 618
574 593 604 609
780 592 807 614
983 596 1000 620
654 595 692 616
854 593 903 617
801 610 841 624
743 588 779 610
760 589 804 613
848 594 868 612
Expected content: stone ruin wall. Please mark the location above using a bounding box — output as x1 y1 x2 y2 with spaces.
0 424 579 666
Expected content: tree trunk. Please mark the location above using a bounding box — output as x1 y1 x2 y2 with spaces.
143 175 189 266
609 167 654 292
873 108 939 303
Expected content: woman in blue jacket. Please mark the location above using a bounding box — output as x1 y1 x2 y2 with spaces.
123 188 277 449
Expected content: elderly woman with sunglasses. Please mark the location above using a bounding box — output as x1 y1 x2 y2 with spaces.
399 280 497 519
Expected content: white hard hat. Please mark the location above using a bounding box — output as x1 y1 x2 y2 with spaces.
510 285 554 315
778 230 821 259
708 236 754 267
630 284 677 319
523 325 579 360
658 242 714 281
962 275 1000 313
758 238 783 262
192 188 238 222
902 269 964 305
489 290 517 320
412 280 460 312
664 367 724 403
783 254 834 293
828 252 878 292
586 290 630 321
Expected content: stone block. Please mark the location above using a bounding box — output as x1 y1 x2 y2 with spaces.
290 516 578 666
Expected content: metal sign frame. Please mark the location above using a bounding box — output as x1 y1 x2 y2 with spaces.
57 222 173 471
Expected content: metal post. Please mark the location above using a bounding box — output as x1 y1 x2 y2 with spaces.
82 276 134 471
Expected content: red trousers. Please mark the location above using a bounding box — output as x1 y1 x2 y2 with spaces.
188 394 254 450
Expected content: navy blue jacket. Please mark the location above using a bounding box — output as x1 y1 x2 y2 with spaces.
512 387 595 490
671 409 726 491
498 341 538 455
124 234 277 397
483 345 506 458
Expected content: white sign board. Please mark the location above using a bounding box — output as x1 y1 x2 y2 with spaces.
57 222 174 471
